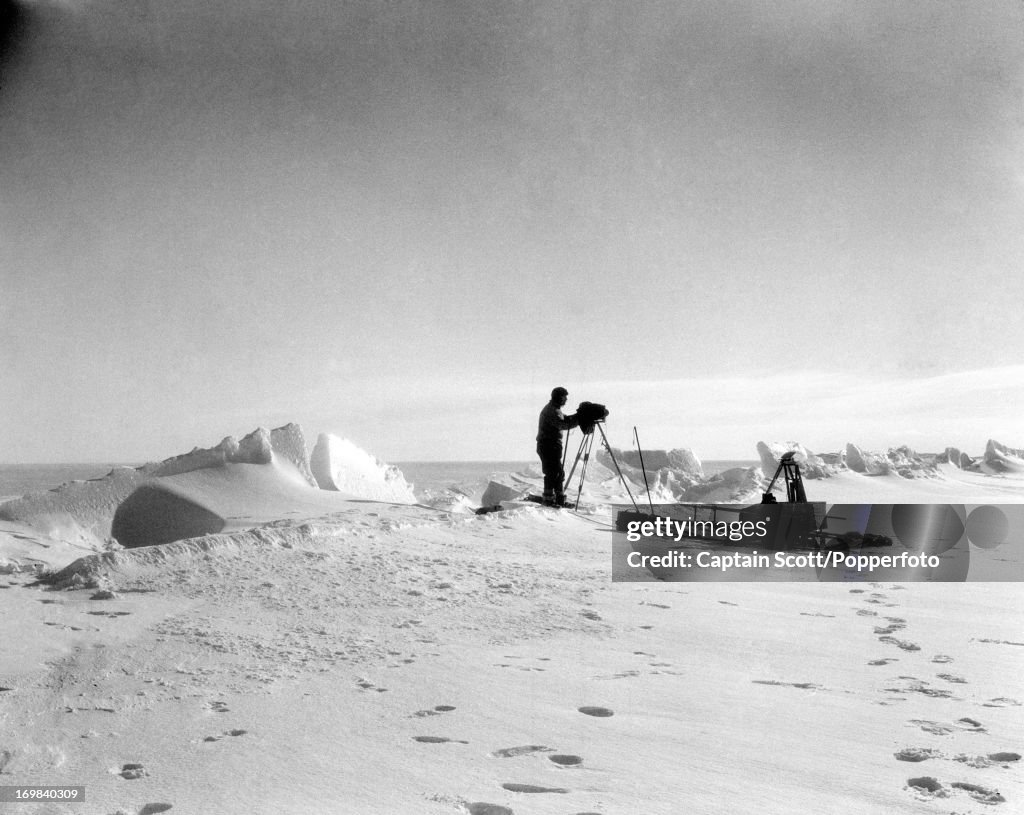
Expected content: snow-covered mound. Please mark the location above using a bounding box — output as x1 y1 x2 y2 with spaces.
110 459 370 548
0 423 418 554
598 447 704 479
310 433 416 503
843 443 940 478
480 478 527 507
844 443 890 475
592 447 706 502
0 466 147 548
882 445 940 478
0 424 318 546
982 439 1024 474
146 423 317 485
940 446 975 470
754 441 946 485
674 466 765 503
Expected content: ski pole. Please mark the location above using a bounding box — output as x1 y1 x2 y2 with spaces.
634 426 656 515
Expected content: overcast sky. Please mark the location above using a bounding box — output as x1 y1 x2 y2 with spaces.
2 1 1023 462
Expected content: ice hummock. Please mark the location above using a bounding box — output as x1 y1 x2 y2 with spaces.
983 439 1024 474
310 433 416 503
457 439 1024 511
0 423 418 560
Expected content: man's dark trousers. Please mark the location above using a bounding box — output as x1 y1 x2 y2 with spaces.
536 440 565 503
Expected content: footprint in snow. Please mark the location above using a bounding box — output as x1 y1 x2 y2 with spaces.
908 718 985 735
906 776 943 798
908 777 1007 805
751 680 822 690
501 783 568 794
974 638 1024 647
593 670 640 680
894 747 942 762
884 680 953 699
878 636 920 652
953 754 1010 768
950 781 1007 805
988 752 1022 763
466 804 513 815
117 763 147 780
490 745 552 758
202 729 247 742
411 705 456 718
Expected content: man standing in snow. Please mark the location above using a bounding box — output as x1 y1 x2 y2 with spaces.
536 386 579 507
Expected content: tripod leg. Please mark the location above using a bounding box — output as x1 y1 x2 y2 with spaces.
565 432 589 489
573 432 594 510
597 424 639 512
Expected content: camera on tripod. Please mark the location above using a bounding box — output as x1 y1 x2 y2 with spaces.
562 400 639 512
575 401 609 434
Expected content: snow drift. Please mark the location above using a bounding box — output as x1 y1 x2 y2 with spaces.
310 433 416 503
0 423 417 550
0 423 319 545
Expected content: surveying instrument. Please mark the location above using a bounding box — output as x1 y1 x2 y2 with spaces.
562 402 640 512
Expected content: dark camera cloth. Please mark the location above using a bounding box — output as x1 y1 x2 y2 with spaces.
574 401 609 432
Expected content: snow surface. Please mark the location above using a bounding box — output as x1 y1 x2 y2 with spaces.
0 427 1022 814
